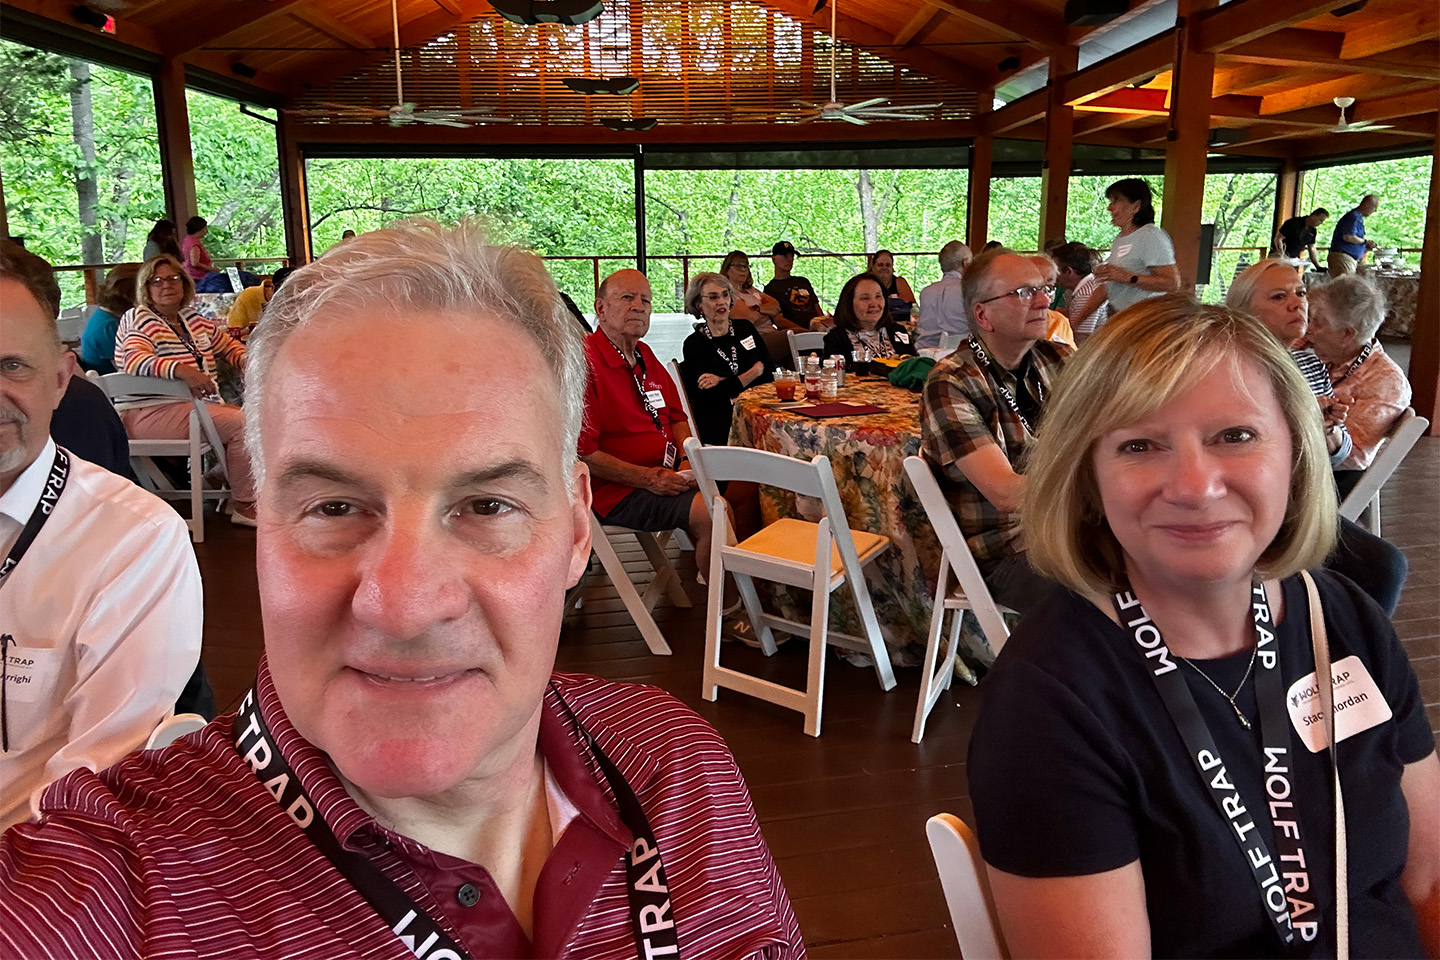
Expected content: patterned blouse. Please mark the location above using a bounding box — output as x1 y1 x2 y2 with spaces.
1332 341 1411 471
114 304 247 381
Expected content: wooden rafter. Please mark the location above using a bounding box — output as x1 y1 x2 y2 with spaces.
291 0 494 91
1259 76 1433 115
918 0 1067 48
893 6 941 47
166 0 314 56
1191 0 1376 53
1222 32 1440 81
290 8 376 51
1340 7 1439 58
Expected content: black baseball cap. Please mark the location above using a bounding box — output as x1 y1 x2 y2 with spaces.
771 241 796 257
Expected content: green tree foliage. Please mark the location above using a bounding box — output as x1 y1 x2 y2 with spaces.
1302 156 1431 251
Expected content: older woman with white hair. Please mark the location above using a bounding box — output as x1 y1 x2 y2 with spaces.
1304 275 1410 482
680 271 771 446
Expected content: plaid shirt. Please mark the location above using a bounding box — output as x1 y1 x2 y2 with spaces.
920 338 1071 573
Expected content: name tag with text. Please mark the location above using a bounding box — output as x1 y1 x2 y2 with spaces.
740 336 756 351
644 388 666 409
1286 655 1391 752
4 646 63 704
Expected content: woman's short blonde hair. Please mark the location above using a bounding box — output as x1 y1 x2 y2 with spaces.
1225 258 1300 314
1023 294 1336 597
135 254 195 311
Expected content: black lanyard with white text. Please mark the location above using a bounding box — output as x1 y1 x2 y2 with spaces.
968 337 1041 435
1112 582 1322 954
702 324 739 374
1330 340 1374 388
606 334 665 434
233 683 680 960
0 446 70 752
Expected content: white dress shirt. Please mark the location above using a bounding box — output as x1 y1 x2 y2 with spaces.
0 439 202 830
916 270 968 349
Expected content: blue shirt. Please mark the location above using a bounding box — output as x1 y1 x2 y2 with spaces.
79 307 121 373
1330 209 1366 260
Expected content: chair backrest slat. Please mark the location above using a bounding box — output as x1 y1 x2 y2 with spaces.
786 330 826 370
1339 407 1427 523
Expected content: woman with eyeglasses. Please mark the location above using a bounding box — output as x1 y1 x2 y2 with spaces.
113 255 257 526
719 250 793 334
680 272 771 447
1072 178 1181 331
821 272 917 367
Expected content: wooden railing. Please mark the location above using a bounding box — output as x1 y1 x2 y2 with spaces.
53 256 290 304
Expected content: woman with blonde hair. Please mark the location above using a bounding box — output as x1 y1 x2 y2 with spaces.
967 295 1437 958
114 254 257 524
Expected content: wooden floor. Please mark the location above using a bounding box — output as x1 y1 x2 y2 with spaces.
195 438 1440 959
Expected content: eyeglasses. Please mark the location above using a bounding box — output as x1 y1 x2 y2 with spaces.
147 275 184 286
978 284 1055 305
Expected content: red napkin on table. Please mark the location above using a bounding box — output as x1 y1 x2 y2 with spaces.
788 402 886 418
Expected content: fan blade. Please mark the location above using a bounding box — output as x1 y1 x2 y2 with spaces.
418 117 471 128
849 97 888 110
840 112 868 125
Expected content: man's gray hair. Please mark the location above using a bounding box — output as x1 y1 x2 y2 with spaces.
1309 273 1388 343
960 246 1016 327
243 218 588 490
938 240 971 274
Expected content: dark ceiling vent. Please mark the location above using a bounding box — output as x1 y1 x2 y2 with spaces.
601 117 658 131
1063 0 1128 27
489 0 604 26
563 76 641 96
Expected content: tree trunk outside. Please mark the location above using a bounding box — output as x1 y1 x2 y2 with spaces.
858 168 878 253
69 59 103 265
107 165 133 261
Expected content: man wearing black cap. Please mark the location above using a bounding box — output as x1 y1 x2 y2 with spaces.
763 241 827 329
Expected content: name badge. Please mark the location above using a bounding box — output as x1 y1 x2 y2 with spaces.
4 645 62 705
644 388 666 409
663 441 677 469
740 336 756 351
1286 655 1392 752
894 331 909 344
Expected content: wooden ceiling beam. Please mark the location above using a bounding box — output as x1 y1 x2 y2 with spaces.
165 0 314 56
1222 31 1440 80
1057 31 1175 104
1073 111 1154 135
287 117 982 145
1259 76 1433 115
893 6 942 47
1075 87 1168 114
289 8 376 51
917 0 1066 48
985 89 1047 133
1340 7 1439 58
1191 0 1370 53
0 0 288 94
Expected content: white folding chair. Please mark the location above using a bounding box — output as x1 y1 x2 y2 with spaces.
904 456 1014 742
587 517 692 656
787 330 826 369
145 713 208 750
685 437 896 737
97 373 230 543
926 813 1008 959
1338 408 1428 535
56 306 87 343
664 358 698 436
938 332 965 352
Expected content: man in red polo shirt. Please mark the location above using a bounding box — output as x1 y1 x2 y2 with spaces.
0 224 803 960
579 268 719 577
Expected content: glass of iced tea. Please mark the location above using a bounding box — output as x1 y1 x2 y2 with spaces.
774 370 798 400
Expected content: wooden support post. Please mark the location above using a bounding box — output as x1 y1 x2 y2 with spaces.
277 114 312 266
1160 0 1217 293
1272 155 1300 254
1411 122 1440 433
968 92 993 251
1039 48 1079 250
154 58 197 229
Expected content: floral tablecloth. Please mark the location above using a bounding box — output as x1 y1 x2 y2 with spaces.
1367 272 1420 340
730 377 944 668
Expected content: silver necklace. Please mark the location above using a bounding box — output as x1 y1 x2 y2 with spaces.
1177 643 1259 729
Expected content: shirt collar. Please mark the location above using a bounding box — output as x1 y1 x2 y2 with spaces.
588 329 646 369
0 437 58 526
942 270 963 279
252 659 637 855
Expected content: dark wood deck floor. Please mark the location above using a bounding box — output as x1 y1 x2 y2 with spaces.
195 437 1440 959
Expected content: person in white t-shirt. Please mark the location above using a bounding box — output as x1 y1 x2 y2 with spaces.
0 240 202 831
1071 178 1180 328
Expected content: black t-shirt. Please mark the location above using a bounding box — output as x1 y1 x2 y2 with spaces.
1278 217 1318 257
680 317 772 446
50 374 137 483
763 276 823 324
968 571 1432 958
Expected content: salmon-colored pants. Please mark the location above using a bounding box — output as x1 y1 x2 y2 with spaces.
120 401 255 507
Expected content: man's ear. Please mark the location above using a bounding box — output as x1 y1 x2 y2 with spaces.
972 304 994 334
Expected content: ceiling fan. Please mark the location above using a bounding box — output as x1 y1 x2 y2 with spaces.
1330 97 1392 134
288 0 510 127
743 0 942 124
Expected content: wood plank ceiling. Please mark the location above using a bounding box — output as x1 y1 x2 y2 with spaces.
5 0 1438 157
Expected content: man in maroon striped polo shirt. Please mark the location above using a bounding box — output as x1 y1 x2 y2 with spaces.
0 221 804 960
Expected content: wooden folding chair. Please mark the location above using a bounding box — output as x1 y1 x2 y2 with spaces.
926 813 1009 959
685 437 896 737
904 456 1014 742
97 373 230 543
1338 407 1428 535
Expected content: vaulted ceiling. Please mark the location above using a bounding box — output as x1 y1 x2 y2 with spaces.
3 0 1437 158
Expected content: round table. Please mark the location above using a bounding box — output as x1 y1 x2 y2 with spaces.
730 377 943 668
